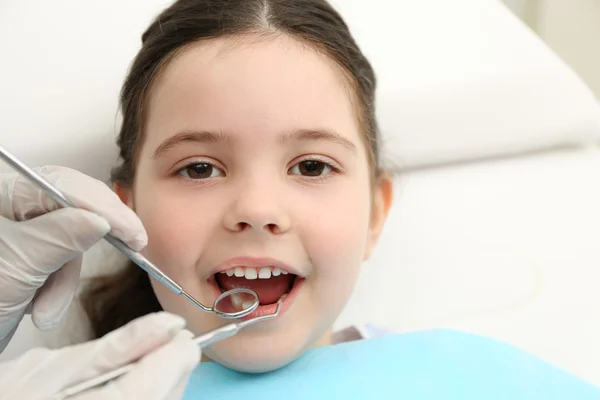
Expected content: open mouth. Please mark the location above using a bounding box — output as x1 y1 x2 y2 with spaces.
214 266 298 306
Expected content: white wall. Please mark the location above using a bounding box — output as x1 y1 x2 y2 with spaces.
535 0 600 99
502 0 600 99
501 0 538 22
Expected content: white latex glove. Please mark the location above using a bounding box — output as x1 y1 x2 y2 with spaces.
0 165 147 352
0 312 201 400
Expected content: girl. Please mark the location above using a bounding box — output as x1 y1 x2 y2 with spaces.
81 0 393 373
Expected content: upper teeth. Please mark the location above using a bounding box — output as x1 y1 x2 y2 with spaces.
220 266 289 280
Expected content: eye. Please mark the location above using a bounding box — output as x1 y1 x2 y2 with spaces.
178 162 224 179
289 160 333 177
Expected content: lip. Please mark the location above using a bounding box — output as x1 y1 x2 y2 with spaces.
207 256 304 279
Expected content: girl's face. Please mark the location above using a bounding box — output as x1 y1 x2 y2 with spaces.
118 34 391 372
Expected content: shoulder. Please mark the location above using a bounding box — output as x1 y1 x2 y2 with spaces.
332 323 394 344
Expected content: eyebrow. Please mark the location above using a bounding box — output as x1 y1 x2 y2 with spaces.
152 131 228 159
279 129 357 152
152 128 356 159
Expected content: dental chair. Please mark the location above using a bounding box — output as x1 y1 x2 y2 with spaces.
2 0 600 388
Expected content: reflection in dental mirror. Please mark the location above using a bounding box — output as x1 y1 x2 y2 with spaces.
213 288 260 318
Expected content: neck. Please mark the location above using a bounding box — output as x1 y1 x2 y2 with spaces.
314 328 333 348
200 329 334 364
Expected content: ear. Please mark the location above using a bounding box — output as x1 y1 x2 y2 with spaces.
364 172 394 260
113 183 134 209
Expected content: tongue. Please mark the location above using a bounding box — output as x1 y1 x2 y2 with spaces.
215 274 295 305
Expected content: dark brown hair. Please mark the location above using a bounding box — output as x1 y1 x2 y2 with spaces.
81 0 381 339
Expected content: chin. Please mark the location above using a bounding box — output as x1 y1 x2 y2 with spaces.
204 341 306 373
208 349 302 373
202 326 326 373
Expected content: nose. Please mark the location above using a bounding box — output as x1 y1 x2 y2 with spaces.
223 180 291 235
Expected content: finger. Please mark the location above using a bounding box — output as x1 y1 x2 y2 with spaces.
93 331 200 400
3 208 110 278
0 171 39 220
19 166 147 250
31 255 82 331
0 313 188 399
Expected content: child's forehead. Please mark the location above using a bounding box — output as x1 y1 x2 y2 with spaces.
143 34 362 146
156 34 347 85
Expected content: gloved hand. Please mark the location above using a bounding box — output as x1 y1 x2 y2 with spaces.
0 165 147 352
0 312 201 400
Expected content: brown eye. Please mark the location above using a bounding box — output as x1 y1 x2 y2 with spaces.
179 163 224 179
289 160 332 177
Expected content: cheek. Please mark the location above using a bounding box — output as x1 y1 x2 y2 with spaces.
301 176 372 296
131 178 225 327
132 180 214 279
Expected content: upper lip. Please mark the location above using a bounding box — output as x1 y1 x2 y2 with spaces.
208 256 303 278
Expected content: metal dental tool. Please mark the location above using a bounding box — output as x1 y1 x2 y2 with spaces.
0 145 260 319
52 300 283 400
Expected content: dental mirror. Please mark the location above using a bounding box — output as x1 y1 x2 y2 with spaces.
209 288 259 319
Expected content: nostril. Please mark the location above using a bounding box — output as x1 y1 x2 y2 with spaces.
236 221 251 231
266 223 280 234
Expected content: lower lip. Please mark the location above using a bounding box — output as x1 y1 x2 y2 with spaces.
208 276 304 321
241 277 304 321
